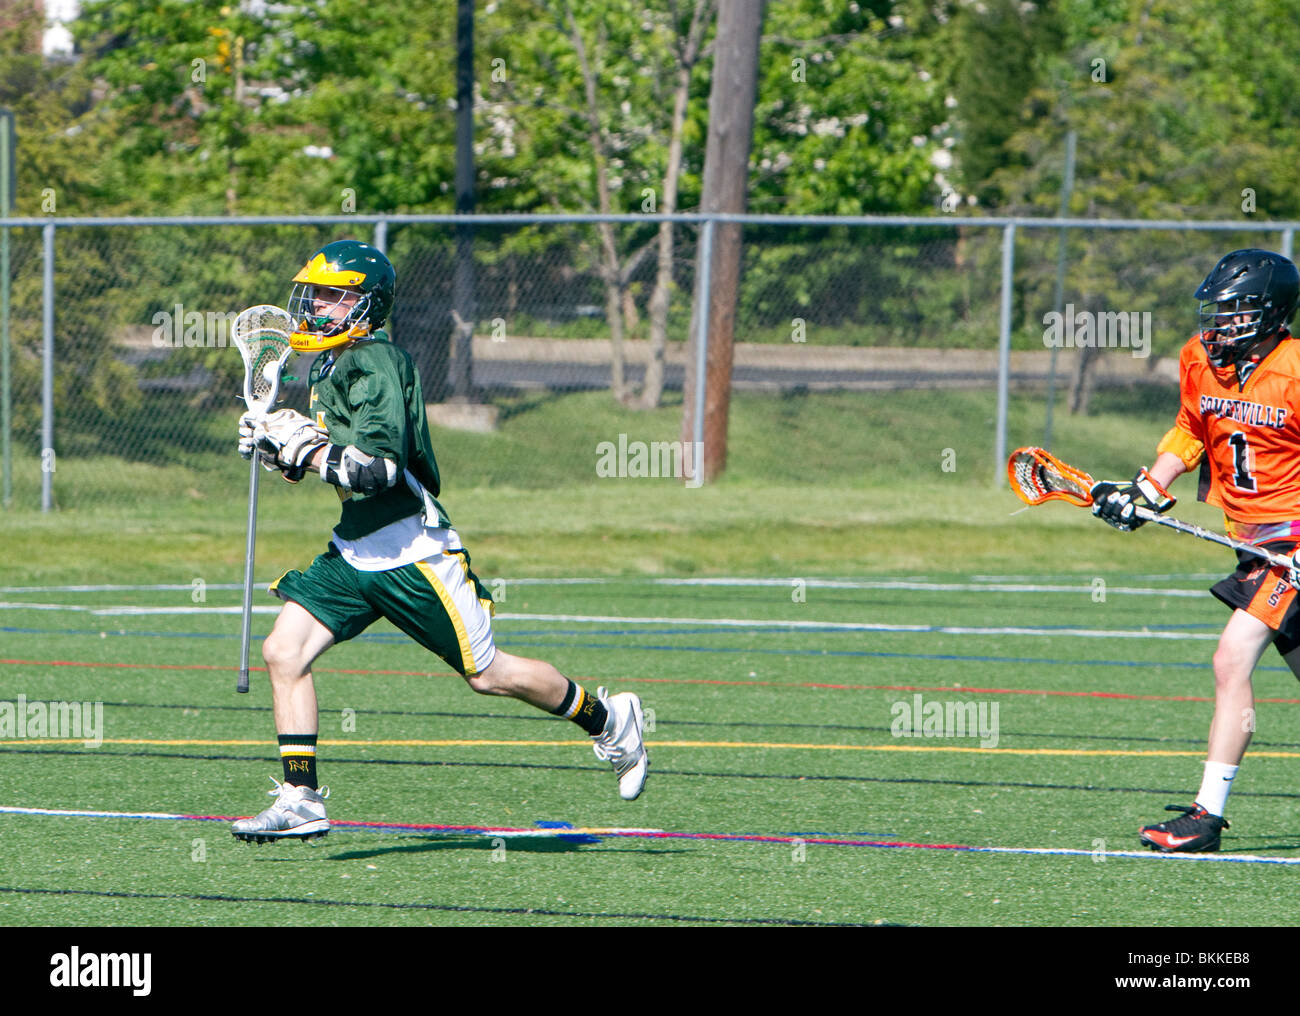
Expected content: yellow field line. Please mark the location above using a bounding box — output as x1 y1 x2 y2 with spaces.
4 737 1300 759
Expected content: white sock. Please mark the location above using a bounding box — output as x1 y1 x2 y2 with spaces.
1195 761 1239 817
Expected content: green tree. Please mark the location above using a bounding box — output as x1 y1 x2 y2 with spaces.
752 0 952 216
477 1 717 403
951 0 1063 208
987 0 1300 412
0 1 141 456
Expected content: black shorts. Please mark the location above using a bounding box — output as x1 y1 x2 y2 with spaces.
1209 539 1300 654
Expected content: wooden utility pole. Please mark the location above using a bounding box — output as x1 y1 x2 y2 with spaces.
683 0 764 483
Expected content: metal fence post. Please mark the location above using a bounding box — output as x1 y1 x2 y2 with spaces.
995 222 1016 486
41 221 54 512
0 110 11 507
1282 227 1293 262
373 219 389 342
1 219 8 507
691 218 715 487
1042 130 1076 451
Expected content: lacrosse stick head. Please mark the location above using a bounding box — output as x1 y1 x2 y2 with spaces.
232 304 294 412
1008 446 1097 507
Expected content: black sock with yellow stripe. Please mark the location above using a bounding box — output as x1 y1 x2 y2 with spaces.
551 681 608 735
279 734 318 789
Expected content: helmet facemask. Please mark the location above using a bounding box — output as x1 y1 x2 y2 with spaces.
1199 297 1268 368
288 240 395 352
288 282 373 342
1195 250 1300 371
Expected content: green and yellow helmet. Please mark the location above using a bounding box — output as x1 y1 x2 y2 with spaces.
287 239 396 352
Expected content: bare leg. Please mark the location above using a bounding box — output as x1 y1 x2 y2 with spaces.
261 600 335 736
1206 609 1275 765
464 648 648 799
465 650 571 713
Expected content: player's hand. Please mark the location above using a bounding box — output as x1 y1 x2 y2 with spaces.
1090 468 1175 531
239 409 295 473
237 410 267 460
243 409 328 473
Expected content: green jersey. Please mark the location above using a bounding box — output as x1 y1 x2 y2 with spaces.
307 332 451 540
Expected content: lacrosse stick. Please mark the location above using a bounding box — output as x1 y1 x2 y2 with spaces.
231 305 295 693
1008 446 1300 585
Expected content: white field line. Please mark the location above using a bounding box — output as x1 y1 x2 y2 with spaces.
0 602 280 616
0 583 256 594
971 573 1222 583
1 805 1295 866
969 845 1300 865
639 579 1204 597
495 614 1218 640
0 578 1206 597
0 599 1216 638
0 805 658 837
481 577 1208 596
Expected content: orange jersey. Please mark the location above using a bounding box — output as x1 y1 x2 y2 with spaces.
1170 332 1300 524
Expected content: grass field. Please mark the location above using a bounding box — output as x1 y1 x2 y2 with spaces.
2 574 1299 927
3 389 1296 928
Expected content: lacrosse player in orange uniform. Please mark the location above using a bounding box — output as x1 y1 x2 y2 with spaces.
1091 249 1300 852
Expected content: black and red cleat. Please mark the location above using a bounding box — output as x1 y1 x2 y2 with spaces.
1139 804 1229 853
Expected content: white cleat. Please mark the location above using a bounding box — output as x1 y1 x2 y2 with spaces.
232 776 330 843
592 686 648 801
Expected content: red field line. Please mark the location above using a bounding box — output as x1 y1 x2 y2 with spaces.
5 656 1300 705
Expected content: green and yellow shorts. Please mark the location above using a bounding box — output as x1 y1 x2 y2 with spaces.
270 542 497 676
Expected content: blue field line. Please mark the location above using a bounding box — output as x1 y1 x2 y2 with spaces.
496 641 1249 672
2 623 1287 672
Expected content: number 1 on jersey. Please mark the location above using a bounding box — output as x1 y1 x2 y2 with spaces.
1228 431 1257 491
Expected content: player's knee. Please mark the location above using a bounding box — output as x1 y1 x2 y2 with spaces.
1211 643 1253 685
463 668 501 696
464 654 510 695
262 632 308 678
463 673 493 695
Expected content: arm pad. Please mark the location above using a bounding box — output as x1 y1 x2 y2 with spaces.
320 444 399 494
1157 427 1205 471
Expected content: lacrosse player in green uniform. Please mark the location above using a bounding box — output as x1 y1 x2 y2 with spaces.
232 239 648 842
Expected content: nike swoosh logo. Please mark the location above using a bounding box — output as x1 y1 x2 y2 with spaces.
1161 834 1201 847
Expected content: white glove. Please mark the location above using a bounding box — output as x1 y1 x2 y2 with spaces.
238 410 266 460
240 409 328 472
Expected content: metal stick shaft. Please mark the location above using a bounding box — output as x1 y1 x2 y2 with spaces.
1135 507 1294 570
238 454 260 693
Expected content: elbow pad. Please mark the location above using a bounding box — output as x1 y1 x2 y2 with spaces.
1156 427 1205 471
321 444 398 494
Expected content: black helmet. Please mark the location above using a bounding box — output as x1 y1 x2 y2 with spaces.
1195 249 1299 368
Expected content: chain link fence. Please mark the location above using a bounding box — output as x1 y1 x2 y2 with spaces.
0 213 1294 510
